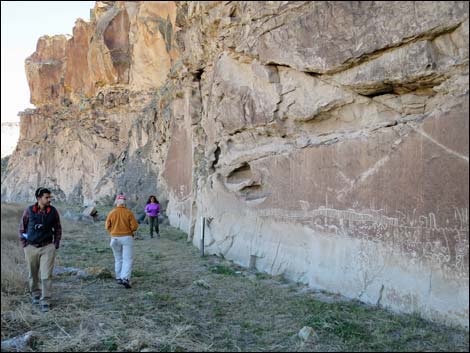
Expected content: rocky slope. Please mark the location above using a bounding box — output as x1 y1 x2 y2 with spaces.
1 1 469 326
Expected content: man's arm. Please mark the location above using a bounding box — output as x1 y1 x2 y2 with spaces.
18 208 29 248
53 210 62 249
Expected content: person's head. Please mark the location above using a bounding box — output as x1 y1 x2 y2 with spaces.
35 187 52 208
146 195 159 204
116 193 127 206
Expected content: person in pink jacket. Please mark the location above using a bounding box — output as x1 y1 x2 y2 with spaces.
145 195 161 238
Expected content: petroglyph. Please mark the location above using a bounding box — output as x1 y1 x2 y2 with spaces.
258 206 400 227
357 238 386 299
258 206 469 279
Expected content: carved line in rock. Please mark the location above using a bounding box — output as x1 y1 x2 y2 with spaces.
257 205 469 279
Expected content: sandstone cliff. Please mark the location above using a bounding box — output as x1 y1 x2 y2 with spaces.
2 1 469 327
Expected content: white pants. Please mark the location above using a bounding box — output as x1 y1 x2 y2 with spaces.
110 236 134 281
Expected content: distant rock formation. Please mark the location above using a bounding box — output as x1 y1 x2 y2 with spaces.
1 1 468 327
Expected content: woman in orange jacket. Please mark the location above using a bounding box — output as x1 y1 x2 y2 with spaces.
105 193 138 288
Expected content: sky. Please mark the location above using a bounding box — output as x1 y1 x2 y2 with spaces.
1 1 95 123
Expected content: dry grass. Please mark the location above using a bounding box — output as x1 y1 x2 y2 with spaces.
1 202 469 352
1 203 28 303
1 202 25 241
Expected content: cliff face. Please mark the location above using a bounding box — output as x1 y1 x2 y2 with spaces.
2 1 469 327
3 1 178 205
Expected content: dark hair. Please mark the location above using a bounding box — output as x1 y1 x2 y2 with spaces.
35 187 51 198
146 195 159 204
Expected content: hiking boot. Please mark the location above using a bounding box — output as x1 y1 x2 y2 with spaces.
116 278 123 285
122 279 132 289
157 233 160 238
40 303 50 312
150 234 154 239
31 295 40 305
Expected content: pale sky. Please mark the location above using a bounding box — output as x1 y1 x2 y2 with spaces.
1 1 95 123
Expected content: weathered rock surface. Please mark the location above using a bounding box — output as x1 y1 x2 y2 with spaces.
1 1 468 327
25 35 68 106
236 1 469 73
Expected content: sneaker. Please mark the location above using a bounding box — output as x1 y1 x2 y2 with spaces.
122 279 132 289
40 303 50 312
150 234 154 238
157 233 160 238
31 295 40 305
116 278 123 285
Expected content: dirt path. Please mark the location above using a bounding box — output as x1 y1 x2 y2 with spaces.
2 210 469 352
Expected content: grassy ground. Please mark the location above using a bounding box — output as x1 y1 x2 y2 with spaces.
1 202 469 352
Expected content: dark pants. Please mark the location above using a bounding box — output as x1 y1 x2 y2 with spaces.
149 216 159 237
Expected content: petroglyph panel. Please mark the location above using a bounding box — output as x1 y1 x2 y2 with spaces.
257 206 468 280
242 99 469 280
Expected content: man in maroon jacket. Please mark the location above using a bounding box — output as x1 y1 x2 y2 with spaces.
19 187 62 312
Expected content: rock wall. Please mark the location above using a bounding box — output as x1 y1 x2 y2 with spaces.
1 1 468 327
